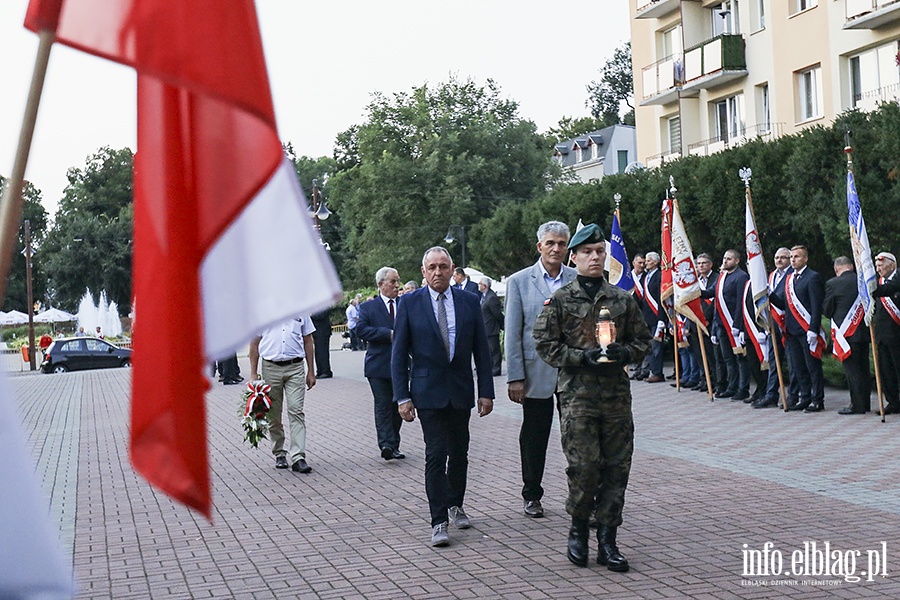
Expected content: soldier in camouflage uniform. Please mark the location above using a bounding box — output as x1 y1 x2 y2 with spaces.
533 223 651 570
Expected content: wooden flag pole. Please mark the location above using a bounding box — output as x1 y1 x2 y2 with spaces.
671 319 680 391
870 324 886 422
0 30 54 304
699 330 714 401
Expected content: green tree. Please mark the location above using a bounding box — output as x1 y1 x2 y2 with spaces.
42 147 134 310
547 116 609 143
0 177 49 311
329 77 554 285
586 42 634 127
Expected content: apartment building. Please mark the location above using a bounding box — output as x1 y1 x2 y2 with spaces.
552 125 638 183
631 0 900 168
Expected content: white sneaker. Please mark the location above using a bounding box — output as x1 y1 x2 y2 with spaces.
431 522 450 547
448 506 471 529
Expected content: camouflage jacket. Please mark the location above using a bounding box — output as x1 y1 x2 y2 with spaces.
533 278 651 413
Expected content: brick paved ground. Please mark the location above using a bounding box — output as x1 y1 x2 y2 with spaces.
11 345 900 599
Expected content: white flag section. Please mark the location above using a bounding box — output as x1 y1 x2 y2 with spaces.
0 374 73 599
201 159 343 359
745 194 769 330
847 171 877 326
669 201 708 334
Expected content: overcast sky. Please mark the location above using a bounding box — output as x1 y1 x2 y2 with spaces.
0 1 630 217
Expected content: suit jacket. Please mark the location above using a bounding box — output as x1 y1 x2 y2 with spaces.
310 309 332 337
872 271 900 342
357 297 396 379
392 286 494 409
701 268 749 331
480 289 504 336
504 261 577 398
640 268 668 328
823 271 867 344
697 271 719 326
453 279 479 294
769 267 824 336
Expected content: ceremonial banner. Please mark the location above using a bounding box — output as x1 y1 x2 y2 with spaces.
608 209 634 293
663 196 708 334
745 189 769 330
660 196 673 304
847 171 877 325
25 0 342 516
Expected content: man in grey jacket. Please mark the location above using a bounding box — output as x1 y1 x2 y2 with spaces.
505 221 577 518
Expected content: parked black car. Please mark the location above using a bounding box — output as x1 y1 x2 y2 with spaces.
40 337 132 374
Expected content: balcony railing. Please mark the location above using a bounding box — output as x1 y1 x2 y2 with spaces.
853 83 900 111
681 35 747 92
646 151 682 169
641 53 684 105
635 0 680 19
686 123 784 157
845 0 900 28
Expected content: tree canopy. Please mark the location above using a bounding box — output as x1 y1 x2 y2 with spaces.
0 177 49 312
586 42 634 127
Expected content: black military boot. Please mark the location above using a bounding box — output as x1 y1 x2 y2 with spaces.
566 517 590 567
597 525 630 572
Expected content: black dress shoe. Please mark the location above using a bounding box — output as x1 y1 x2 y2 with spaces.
381 447 394 460
275 456 289 469
731 391 750 401
883 405 900 415
391 450 405 459
838 407 864 415
803 402 824 413
787 400 811 412
752 397 779 409
666 373 677 380
317 373 333 379
291 459 312 473
223 378 242 385
714 390 736 399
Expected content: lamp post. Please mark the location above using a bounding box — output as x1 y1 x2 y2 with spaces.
309 178 333 251
443 225 466 268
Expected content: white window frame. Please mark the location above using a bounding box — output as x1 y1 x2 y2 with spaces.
667 116 682 154
757 84 770 133
797 66 822 122
713 94 745 142
791 0 816 16
712 1 740 36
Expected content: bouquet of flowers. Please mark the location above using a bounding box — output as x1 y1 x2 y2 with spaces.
239 380 272 448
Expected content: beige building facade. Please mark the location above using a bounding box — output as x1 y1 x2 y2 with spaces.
631 0 900 168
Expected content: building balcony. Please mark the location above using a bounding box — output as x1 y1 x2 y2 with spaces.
845 0 900 29
640 53 684 106
854 83 900 111
681 35 747 93
646 150 682 169
686 123 784 157
635 0 680 19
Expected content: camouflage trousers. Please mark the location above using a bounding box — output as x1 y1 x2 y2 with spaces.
559 407 634 526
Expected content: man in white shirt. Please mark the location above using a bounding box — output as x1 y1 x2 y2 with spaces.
249 316 317 472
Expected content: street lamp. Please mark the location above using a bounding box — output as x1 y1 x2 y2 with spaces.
443 224 466 268
309 178 333 250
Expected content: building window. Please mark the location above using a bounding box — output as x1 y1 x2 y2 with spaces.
797 66 822 121
713 94 745 142
712 1 740 36
791 0 816 15
661 24 683 60
668 116 681 154
757 84 770 133
618 150 629 173
848 42 900 109
752 0 765 30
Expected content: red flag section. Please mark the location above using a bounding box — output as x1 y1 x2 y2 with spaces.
25 0 342 517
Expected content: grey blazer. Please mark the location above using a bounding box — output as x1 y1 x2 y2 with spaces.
504 260 577 398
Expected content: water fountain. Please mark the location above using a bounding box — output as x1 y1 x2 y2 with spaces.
76 289 123 338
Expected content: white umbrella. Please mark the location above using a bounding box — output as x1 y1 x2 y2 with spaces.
0 311 29 326
33 308 76 324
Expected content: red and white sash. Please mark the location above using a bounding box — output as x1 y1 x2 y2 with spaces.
768 270 786 333
831 296 864 362
715 271 740 351
785 272 827 359
643 271 659 316
879 277 900 327
743 281 768 368
632 271 644 300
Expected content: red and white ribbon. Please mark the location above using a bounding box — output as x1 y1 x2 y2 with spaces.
831 296 864 362
715 271 739 351
879 277 900 327
785 273 827 359
244 381 272 417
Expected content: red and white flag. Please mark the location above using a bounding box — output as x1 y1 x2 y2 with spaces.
745 187 770 330
661 194 708 334
25 0 342 517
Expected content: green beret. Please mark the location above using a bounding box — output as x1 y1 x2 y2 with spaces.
567 223 606 250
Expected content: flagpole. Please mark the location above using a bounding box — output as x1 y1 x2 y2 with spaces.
0 30 54 305
740 167 788 410
845 136 886 422
699 330 714 401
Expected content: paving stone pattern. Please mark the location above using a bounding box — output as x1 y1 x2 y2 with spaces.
12 350 900 599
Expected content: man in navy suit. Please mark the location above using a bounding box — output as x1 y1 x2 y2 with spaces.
770 245 825 412
452 267 479 294
392 246 495 547
753 247 797 408
638 252 667 383
357 266 405 461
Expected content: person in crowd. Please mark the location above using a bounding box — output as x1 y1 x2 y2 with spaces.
692 253 719 394
533 223 650 570
478 277 504 377
637 251 666 383
400 280 419 296
310 309 333 379
357 267 405 460
504 220 576 518
392 247 494 547
249 316 316 473
872 251 900 415
701 249 750 400
345 298 361 351
752 248 795 409
451 267 479 294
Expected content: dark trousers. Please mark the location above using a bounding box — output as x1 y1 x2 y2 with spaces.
417 406 471 527
712 325 730 392
877 339 900 409
313 330 332 376
784 333 825 403
716 327 749 394
520 396 555 501
646 338 664 377
487 334 502 376
844 341 872 412
349 328 361 351
218 354 240 380
368 377 402 451
765 329 797 402
695 331 717 389
745 344 767 396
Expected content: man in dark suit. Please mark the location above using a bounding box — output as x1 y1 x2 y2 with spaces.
310 309 333 378
478 277 504 376
392 246 495 547
753 247 796 408
357 267 405 460
872 251 900 415
452 267 479 294
701 249 750 399
770 245 825 412
823 256 871 414
692 253 719 394
639 251 667 383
